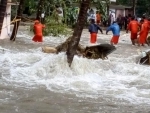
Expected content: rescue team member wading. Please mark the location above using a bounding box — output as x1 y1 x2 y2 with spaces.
96 11 101 25
32 20 45 42
88 19 103 44
138 17 150 46
106 21 120 46
127 16 140 45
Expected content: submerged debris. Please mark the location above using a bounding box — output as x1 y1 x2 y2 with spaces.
42 43 116 60
139 51 150 65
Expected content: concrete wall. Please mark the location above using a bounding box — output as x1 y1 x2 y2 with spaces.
110 0 116 2
125 9 133 16
116 9 125 18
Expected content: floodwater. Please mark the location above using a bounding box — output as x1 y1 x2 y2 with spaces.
0 27 150 113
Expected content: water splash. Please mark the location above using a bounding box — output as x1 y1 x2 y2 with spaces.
0 32 150 106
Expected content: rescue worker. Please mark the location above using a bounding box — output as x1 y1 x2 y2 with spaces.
88 19 103 44
32 20 45 42
96 11 101 25
106 21 120 46
143 16 150 43
127 16 140 45
138 17 150 46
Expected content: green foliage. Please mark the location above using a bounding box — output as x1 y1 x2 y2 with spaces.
24 0 37 15
96 0 109 20
43 16 72 37
136 0 150 16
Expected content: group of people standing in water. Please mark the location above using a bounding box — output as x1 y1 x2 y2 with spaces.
31 13 150 48
89 15 150 47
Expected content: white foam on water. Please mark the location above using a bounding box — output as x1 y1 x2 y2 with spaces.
1 32 150 106
0 46 150 105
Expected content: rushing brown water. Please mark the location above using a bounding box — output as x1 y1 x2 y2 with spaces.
0 29 150 113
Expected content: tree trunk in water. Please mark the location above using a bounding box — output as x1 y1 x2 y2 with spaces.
0 0 8 35
10 0 25 41
36 0 45 21
42 0 116 65
66 0 91 67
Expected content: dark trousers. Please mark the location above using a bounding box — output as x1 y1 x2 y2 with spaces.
119 23 123 30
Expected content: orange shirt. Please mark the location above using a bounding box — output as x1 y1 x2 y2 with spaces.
34 23 45 36
143 19 150 32
96 14 101 21
139 23 148 44
128 20 140 33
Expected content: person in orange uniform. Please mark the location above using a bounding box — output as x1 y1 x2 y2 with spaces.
143 16 150 40
96 11 101 25
32 20 45 42
89 19 103 43
127 16 140 45
138 19 149 46
138 16 150 46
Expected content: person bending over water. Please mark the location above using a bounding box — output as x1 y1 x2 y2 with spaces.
32 20 45 42
106 21 120 46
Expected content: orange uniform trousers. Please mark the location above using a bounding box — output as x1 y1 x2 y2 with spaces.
90 33 97 43
111 35 120 44
131 32 138 40
32 34 43 42
138 32 148 44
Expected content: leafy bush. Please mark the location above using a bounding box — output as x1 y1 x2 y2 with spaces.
43 16 72 37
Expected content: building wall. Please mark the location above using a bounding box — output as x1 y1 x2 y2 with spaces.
125 9 133 16
110 0 116 2
109 8 125 20
109 8 133 19
116 9 125 18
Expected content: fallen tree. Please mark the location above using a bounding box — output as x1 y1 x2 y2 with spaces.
42 36 116 60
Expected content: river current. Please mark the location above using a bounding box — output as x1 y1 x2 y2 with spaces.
0 29 150 113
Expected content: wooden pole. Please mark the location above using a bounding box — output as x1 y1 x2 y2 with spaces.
10 0 25 41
